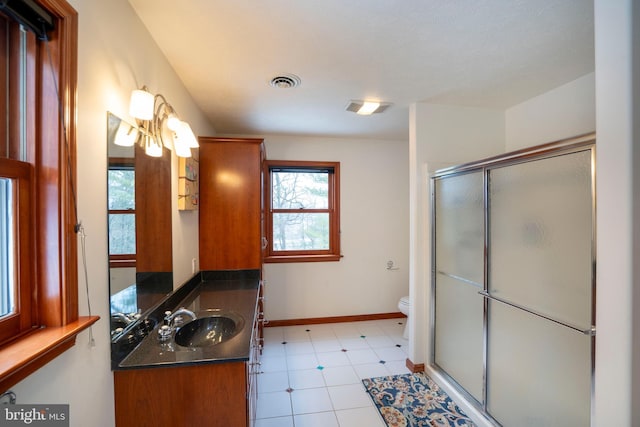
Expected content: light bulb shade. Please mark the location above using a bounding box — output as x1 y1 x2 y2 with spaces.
159 120 174 151
166 114 181 131
144 135 163 157
129 89 154 120
176 121 199 148
114 120 138 147
173 137 192 158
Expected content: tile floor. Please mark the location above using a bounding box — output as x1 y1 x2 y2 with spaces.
255 318 410 427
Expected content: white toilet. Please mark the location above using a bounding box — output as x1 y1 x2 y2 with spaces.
398 296 410 339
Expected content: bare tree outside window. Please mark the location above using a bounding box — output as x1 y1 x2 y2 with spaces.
108 169 136 256
272 171 329 250
265 161 341 262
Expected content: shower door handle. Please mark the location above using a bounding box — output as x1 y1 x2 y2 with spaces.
478 290 595 336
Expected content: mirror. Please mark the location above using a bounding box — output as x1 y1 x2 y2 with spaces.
107 112 173 339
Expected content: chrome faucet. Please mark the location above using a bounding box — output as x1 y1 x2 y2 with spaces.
111 312 132 324
164 308 197 328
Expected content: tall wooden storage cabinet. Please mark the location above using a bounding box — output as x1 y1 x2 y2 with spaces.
198 137 265 270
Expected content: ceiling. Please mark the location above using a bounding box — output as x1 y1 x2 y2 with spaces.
127 0 594 141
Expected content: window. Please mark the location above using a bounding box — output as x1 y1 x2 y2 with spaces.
0 159 33 345
0 11 36 344
108 159 136 268
0 0 97 392
265 160 341 262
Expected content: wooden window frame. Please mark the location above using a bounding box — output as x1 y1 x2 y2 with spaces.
107 157 136 268
0 0 98 392
264 160 341 263
0 159 35 345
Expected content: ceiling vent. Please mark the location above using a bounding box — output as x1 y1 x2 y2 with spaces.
269 74 301 89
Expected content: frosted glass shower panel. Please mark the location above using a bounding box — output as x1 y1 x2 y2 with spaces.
488 150 593 328
435 171 484 286
434 170 484 402
487 301 592 426
434 273 484 401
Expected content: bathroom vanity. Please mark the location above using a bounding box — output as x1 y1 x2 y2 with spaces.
109 135 267 426
112 271 263 427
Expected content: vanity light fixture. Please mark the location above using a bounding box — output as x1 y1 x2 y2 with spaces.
128 86 199 158
113 118 139 147
345 100 392 115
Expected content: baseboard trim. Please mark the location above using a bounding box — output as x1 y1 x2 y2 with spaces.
406 358 425 373
265 312 405 328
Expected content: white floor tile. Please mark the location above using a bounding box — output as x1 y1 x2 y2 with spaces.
331 323 361 338
346 348 380 365
258 371 289 393
322 365 361 386
384 360 411 376
256 391 292 419
391 336 409 347
291 387 334 415
286 353 319 370
365 335 395 348
374 346 409 361
307 324 337 340
260 355 288 373
293 411 339 427
356 323 386 337
284 341 315 355
259 320 414 427
335 406 386 427
338 337 370 350
260 343 286 358
255 416 294 427
316 351 351 368
288 368 326 389
327 383 373 410
353 362 390 380
311 339 343 353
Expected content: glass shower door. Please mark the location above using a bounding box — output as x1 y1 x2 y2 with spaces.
486 149 594 426
433 171 485 402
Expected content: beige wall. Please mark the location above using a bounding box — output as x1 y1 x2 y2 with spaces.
593 0 640 425
260 134 410 321
506 72 595 150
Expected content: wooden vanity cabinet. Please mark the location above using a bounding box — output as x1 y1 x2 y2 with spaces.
198 137 265 271
114 362 247 427
114 289 262 427
247 298 261 425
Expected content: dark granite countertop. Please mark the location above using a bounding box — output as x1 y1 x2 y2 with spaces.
116 271 260 370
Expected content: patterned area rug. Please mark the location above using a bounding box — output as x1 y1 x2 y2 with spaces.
362 373 476 427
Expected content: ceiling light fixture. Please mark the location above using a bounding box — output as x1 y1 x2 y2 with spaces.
128 86 199 158
345 100 392 115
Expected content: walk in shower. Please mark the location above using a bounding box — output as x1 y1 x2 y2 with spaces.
431 134 595 426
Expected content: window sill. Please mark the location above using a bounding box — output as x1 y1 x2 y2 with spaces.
264 254 342 263
0 316 99 392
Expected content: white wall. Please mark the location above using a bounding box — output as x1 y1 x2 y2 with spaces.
505 72 596 151
409 103 505 371
260 135 410 320
9 1 215 426
593 0 640 425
